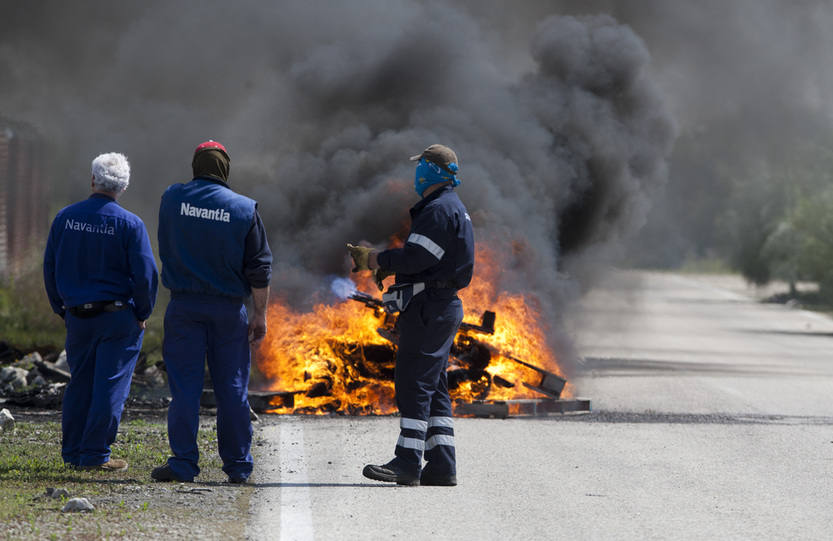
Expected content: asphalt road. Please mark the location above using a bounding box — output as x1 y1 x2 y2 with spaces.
246 271 833 540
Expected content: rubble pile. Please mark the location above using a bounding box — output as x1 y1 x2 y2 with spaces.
0 342 167 410
0 348 66 409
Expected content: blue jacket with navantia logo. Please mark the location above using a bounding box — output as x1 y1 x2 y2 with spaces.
158 177 272 299
377 185 474 289
43 193 159 320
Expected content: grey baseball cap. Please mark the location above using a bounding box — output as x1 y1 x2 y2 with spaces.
409 144 459 173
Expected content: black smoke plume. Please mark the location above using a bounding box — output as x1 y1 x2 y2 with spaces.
0 2 675 368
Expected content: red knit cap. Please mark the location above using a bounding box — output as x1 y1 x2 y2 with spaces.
194 140 229 160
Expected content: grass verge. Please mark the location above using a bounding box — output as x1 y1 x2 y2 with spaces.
0 413 251 540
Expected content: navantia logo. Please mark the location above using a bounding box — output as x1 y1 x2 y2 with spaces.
180 202 231 223
65 219 115 235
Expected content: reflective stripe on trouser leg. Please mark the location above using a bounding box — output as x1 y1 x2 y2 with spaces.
395 417 427 470
423 371 457 476
401 417 428 432
428 416 454 428
425 434 455 450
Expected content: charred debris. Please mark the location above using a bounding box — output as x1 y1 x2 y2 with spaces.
247 291 590 418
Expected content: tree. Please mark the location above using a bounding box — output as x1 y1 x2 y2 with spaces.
791 187 833 301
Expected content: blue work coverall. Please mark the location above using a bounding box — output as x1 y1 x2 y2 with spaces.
158 177 272 481
376 184 475 478
44 193 158 466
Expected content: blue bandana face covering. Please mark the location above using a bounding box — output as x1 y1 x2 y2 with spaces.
414 158 460 197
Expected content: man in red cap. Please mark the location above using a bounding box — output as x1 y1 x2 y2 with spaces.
152 140 272 483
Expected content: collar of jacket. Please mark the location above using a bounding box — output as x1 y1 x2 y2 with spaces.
89 193 116 202
410 184 453 217
193 176 230 187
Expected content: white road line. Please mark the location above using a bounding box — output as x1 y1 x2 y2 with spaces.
280 420 314 541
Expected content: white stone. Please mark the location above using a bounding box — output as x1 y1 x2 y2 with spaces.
0 408 13 433
55 350 69 372
50 488 70 499
61 497 94 512
0 367 27 389
20 351 42 365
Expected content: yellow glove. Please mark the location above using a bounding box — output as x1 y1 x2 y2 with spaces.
347 243 373 272
374 268 395 291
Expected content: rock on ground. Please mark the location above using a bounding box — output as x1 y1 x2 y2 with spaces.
0 408 13 432
47 488 70 499
20 352 42 365
54 350 69 372
0 366 27 394
62 497 94 513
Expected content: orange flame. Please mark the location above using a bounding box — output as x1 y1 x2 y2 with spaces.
256 246 568 414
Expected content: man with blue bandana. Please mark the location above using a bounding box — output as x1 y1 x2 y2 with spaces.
44 152 158 472
347 144 475 486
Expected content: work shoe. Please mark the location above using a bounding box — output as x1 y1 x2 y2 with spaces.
362 458 420 486
151 463 193 483
79 458 128 472
420 472 457 486
228 476 248 484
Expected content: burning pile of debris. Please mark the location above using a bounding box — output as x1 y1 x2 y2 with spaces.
348 291 590 418
255 254 590 418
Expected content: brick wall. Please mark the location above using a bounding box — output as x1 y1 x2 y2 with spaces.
0 120 46 278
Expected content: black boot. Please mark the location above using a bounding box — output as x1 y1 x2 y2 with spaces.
362 458 420 486
420 471 457 486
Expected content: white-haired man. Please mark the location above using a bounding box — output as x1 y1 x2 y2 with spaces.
44 152 158 471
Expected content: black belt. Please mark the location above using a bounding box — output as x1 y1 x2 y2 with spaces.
68 300 129 318
426 280 457 290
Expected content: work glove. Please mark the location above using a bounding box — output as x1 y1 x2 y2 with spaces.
347 243 373 272
374 268 395 291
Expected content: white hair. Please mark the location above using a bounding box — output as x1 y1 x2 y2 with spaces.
91 152 130 193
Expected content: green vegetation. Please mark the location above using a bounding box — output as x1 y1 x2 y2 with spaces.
642 130 833 307
0 264 65 350
724 143 833 301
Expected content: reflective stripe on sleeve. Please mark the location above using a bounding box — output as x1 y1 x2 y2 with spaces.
428 416 454 428
400 417 428 432
425 434 455 450
407 233 445 260
397 435 426 451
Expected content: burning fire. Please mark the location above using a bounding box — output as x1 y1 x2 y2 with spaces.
256 247 569 414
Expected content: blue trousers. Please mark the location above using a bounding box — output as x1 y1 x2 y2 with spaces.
62 309 143 466
162 295 253 480
393 292 463 477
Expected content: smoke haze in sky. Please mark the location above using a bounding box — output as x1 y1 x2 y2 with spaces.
14 1 831 362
